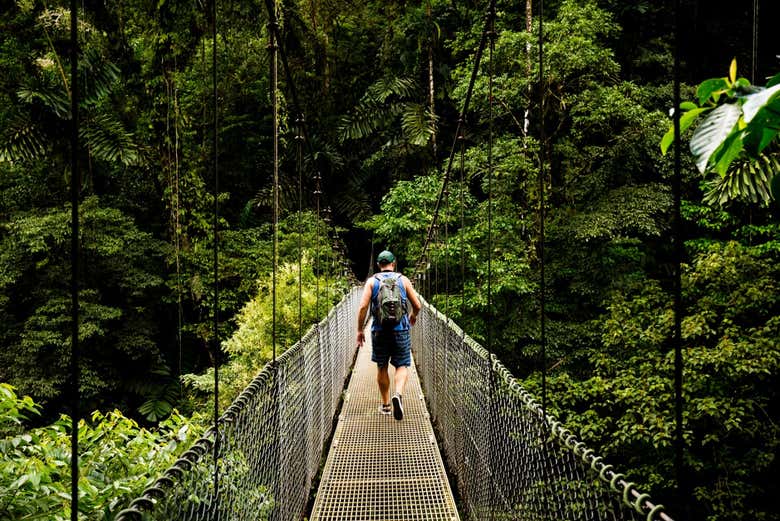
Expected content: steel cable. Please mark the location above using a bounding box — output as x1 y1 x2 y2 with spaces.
69 0 80 518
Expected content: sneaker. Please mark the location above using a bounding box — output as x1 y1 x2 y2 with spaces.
392 393 404 421
378 403 392 416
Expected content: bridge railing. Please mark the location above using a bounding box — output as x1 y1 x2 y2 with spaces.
117 287 361 521
413 298 673 521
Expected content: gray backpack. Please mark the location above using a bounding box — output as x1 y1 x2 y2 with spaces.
373 274 406 329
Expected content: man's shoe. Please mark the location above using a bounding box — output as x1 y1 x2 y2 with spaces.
378 403 392 416
392 393 404 421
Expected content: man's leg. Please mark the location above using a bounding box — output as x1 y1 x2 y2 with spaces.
377 364 390 405
393 365 409 396
390 330 413 420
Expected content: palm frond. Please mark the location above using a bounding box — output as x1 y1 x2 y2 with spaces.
80 48 120 106
0 114 48 163
338 98 394 142
338 76 421 143
17 78 70 119
400 102 436 147
366 77 418 103
704 151 779 206
80 113 146 166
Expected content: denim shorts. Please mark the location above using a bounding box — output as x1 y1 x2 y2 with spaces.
371 329 412 368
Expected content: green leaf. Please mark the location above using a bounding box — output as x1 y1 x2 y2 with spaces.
690 103 741 173
660 127 675 155
680 101 699 111
742 84 780 123
660 107 709 154
712 132 745 177
697 78 729 105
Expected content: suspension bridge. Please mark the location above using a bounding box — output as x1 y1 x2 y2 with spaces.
60 0 688 518
115 289 672 520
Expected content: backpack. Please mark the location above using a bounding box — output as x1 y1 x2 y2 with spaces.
372 273 406 329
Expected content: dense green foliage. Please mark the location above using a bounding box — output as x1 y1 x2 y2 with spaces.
1 0 778 519
0 383 207 520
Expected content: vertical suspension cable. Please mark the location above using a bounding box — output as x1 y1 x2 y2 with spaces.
538 0 547 417
297 115 303 340
269 0 279 363
210 0 220 502
487 1 495 354
174 74 184 391
324 206 332 308
751 0 758 83
314 172 322 317
458 119 466 321
486 6 497 516
673 0 685 513
444 186 449 317
415 5 493 274
69 1 79 519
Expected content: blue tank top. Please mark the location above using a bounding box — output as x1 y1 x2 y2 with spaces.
370 272 410 332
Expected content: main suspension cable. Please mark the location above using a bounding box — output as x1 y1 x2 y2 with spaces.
415 3 496 275
69 0 80 518
260 0 336 317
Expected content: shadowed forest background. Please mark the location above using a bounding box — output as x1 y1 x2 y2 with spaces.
1 0 779 519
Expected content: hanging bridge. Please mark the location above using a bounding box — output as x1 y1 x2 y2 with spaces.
58 0 689 517
115 288 673 521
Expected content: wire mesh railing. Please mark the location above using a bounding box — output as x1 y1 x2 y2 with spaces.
116 287 361 521
413 298 673 521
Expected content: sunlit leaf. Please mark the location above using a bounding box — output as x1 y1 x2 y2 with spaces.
729 58 737 84
742 84 780 123
690 103 741 173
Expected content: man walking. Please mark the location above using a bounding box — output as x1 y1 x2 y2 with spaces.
356 250 422 420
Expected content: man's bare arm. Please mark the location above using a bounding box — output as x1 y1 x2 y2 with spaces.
402 276 422 325
356 279 373 346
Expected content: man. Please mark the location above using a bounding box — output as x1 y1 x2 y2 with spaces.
356 250 422 420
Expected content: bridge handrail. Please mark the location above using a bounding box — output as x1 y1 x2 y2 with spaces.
415 298 674 521
116 287 362 520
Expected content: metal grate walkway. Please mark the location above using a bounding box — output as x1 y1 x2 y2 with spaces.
310 328 460 521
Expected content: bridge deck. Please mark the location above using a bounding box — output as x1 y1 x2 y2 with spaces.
310 329 460 521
